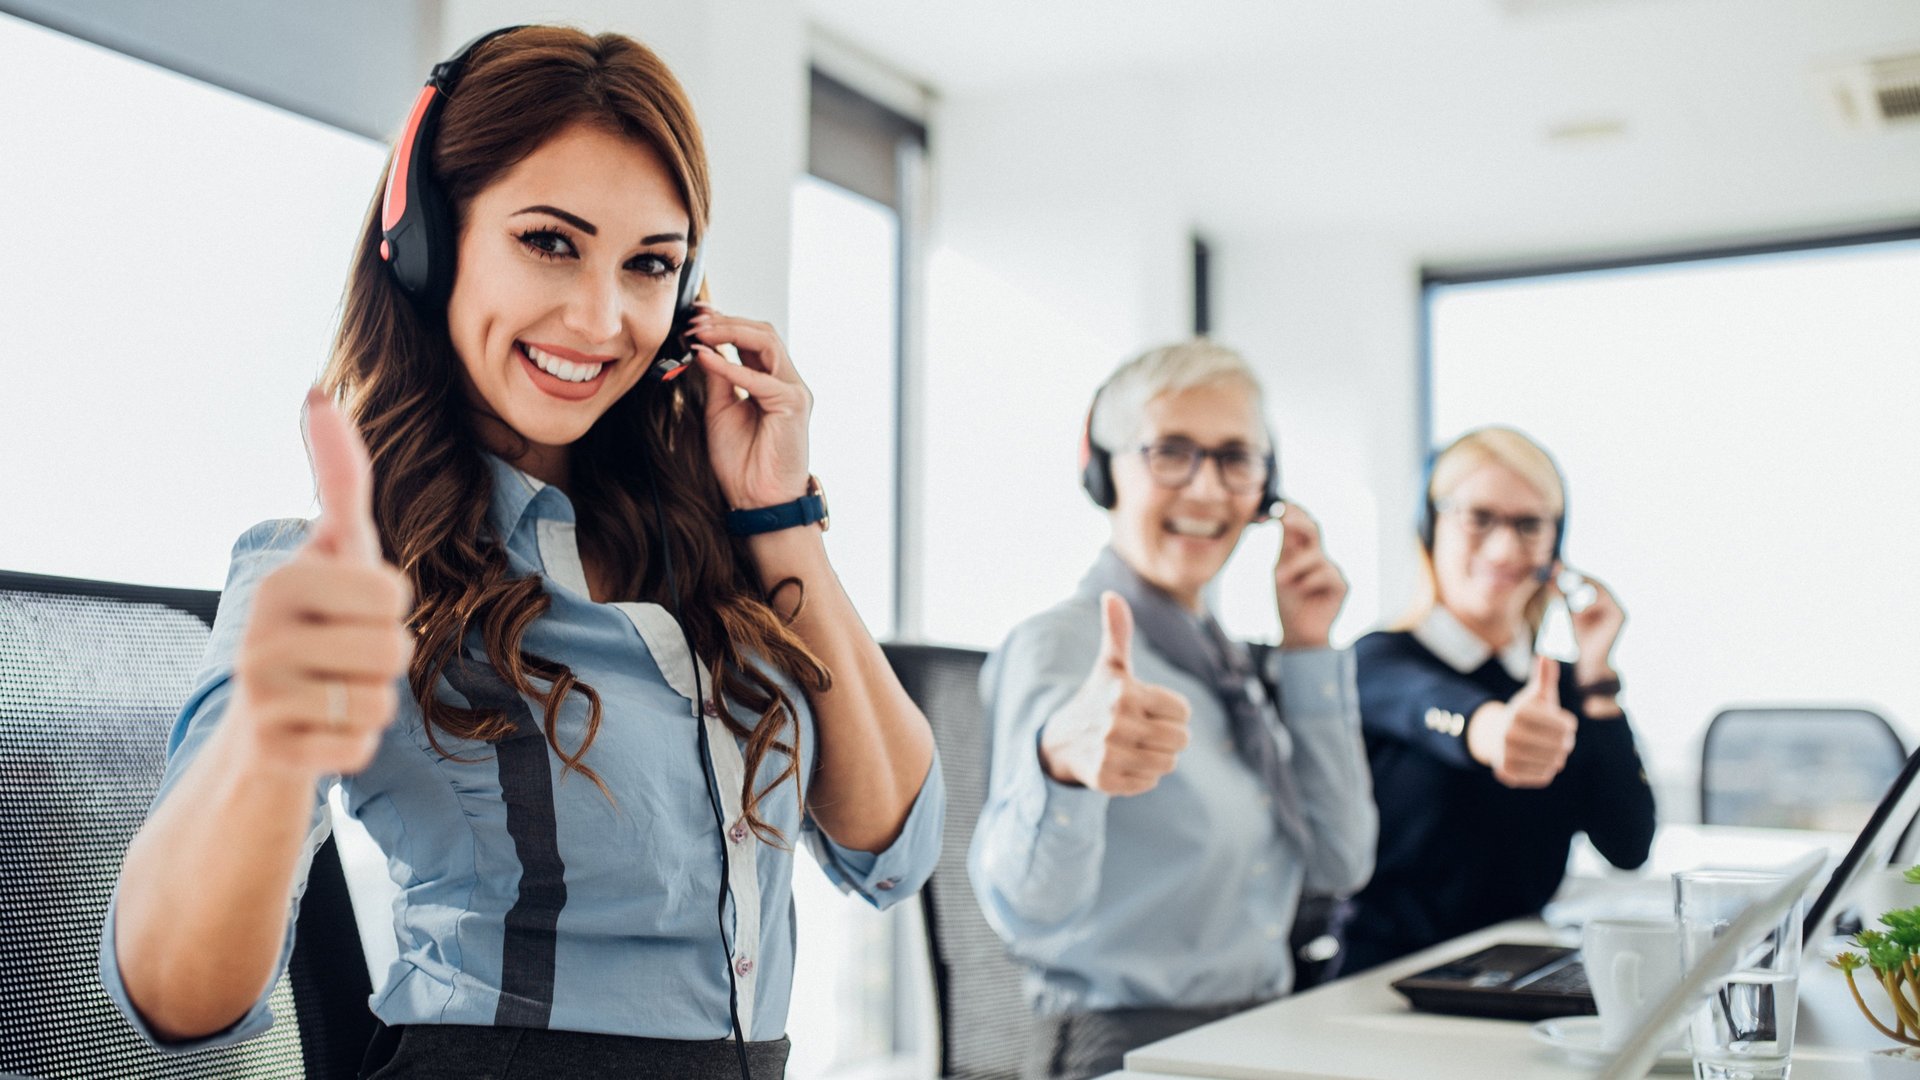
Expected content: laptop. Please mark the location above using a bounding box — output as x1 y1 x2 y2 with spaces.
1391 743 1920 1021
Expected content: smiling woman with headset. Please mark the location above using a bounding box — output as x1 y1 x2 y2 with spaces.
1338 426 1654 975
99 26 942 1079
968 340 1376 1080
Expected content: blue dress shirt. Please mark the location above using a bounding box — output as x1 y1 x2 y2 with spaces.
100 454 944 1050
968 582 1375 1016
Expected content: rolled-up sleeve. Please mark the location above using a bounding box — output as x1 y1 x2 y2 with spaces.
1267 646 1376 896
98 520 332 1051
806 748 946 909
968 605 1115 937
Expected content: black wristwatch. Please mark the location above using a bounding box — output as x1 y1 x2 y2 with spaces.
724 476 830 536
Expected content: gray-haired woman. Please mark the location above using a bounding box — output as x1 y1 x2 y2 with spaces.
969 339 1378 1080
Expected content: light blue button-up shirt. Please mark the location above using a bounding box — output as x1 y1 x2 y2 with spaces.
101 454 944 1050
969 584 1375 1015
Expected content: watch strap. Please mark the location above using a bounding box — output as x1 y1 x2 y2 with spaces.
725 493 827 536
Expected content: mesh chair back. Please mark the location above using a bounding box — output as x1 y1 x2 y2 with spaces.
0 571 374 1079
883 644 1027 1080
1701 706 1907 834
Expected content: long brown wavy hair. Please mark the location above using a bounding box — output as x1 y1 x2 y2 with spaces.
320 26 827 842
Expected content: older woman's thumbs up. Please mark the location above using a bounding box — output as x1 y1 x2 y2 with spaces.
1039 592 1193 796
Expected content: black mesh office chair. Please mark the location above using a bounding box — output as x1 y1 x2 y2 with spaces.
883 643 1027 1080
0 570 376 1080
1701 706 1907 835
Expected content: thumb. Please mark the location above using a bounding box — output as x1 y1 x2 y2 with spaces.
1524 655 1560 708
1098 591 1134 677
303 388 380 564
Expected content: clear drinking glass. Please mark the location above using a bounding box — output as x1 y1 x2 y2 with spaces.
1674 869 1803 1080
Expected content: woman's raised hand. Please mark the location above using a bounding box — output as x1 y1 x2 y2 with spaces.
1038 592 1193 796
1552 566 1625 684
687 307 813 511
227 390 413 779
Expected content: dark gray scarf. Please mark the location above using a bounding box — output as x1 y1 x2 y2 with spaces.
1078 547 1313 854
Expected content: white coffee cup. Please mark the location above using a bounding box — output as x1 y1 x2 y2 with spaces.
1583 917 1686 1051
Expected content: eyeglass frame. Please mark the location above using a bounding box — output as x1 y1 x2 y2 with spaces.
1432 499 1561 550
1131 437 1276 495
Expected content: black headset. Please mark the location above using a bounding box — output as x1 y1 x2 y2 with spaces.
1078 382 1283 521
1415 447 1566 581
379 26 706 382
379 28 749 1078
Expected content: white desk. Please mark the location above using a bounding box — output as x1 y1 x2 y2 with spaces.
1100 825 1882 1080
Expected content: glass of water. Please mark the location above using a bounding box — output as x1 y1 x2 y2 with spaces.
1674 869 1803 1080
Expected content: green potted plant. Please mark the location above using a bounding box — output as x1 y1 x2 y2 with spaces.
1831 866 1920 1077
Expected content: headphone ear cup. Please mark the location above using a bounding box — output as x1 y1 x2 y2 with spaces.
414 173 457 304
1081 446 1116 510
383 90 454 302
1415 451 1440 551
1260 452 1280 522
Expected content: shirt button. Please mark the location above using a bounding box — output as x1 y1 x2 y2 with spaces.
1053 812 1072 827
728 820 749 844
1251 861 1268 875
734 956 754 977
1260 795 1273 810
1321 681 1337 698
875 877 899 891
703 700 721 718
1265 924 1284 940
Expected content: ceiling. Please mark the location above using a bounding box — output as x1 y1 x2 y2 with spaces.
805 0 1920 259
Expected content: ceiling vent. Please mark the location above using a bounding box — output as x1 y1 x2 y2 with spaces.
1816 52 1920 132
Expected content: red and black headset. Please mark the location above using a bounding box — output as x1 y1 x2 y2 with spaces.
379 25 706 380
1078 380 1283 521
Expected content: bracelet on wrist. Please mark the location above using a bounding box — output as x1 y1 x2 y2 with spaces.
1578 676 1623 700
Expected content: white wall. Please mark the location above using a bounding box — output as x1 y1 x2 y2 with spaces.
1209 236 1426 649
917 78 1430 654
917 75 1208 647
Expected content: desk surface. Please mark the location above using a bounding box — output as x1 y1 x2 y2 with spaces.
1114 824 1879 1080
1118 922 1874 1079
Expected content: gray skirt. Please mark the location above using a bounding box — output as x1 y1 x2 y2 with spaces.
359 1023 790 1079
1025 1001 1263 1080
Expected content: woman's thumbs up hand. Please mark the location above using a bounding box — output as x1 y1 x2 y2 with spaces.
225 391 413 779
1467 655 1578 789
1038 592 1194 797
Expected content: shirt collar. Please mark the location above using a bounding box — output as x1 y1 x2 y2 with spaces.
483 453 575 541
1412 604 1533 682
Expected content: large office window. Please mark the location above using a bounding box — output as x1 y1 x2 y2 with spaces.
789 175 901 640
784 69 933 1080
0 13 385 587
1427 235 1920 819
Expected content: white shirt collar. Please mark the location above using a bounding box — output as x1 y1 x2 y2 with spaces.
1412 605 1533 682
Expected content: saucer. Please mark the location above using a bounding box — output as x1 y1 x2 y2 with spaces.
1529 1016 1692 1072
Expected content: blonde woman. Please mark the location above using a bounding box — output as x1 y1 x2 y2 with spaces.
1340 426 1653 974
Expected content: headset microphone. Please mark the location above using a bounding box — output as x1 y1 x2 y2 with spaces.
649 242 708 383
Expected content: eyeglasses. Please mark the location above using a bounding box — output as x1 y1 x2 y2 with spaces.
1136 439 1271 494
1437 501 1557 548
